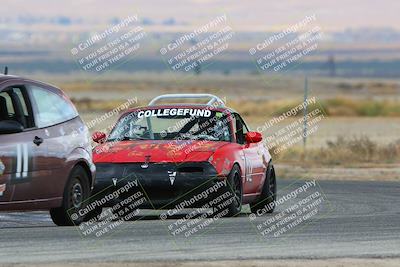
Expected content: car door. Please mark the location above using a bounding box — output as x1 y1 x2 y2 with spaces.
233 113 265 194
0 84 50 203
26 83 81 199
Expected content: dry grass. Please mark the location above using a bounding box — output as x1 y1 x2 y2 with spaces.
322 98 400 116
57 74 400 117
71 97 400 117
230 98 400 118
70 97 135 111
274 136 400 166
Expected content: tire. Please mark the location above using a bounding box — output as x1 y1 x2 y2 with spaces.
220 164 242 217
50 166 90 226
250 163 277 214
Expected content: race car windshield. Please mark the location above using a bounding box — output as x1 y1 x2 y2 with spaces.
107 108 232 142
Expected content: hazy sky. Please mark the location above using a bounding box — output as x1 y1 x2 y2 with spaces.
0 0 399 31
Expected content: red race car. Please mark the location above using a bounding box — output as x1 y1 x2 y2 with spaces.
91 94 276 218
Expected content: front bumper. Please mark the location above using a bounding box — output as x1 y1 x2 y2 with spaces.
93 162 226 209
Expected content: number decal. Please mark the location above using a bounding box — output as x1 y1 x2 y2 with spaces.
245 155 253 183
16 143 22 178
14 143 30 181
22 143 28 178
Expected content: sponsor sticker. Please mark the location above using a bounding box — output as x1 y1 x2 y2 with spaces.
0 183 6 196
0 159 4 175
137 109 212 119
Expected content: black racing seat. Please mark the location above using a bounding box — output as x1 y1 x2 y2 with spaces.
0 96 9 121
9 91 27 127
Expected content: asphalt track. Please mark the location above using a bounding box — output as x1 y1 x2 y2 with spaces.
0 179 399 264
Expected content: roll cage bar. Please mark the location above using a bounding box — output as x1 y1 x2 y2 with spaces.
139 94 226 140
148 94 225 107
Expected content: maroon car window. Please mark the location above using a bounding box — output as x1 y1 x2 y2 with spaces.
0 92 15 118
28 85 78 128
0 87 34 129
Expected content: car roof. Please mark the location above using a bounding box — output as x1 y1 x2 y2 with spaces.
0 74 19 83
0 74 59 90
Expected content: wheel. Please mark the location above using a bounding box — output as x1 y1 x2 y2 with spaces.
81 192 103 222
220 164 242 217
250 163 277 214
50 166 90 226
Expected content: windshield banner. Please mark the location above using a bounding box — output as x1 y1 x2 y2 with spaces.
137 108 212 118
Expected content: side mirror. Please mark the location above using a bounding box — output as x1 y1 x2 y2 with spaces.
245 131 263 144
0 120 24 134
92 131 106 143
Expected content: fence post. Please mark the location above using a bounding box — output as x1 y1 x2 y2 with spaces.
303 76 308 148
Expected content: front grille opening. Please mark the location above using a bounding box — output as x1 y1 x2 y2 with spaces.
178 166 204 173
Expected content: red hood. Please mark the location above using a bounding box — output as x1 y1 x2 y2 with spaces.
93 140 229 163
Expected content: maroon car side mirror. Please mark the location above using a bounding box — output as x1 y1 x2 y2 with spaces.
245 132 263 144
92 131 107 143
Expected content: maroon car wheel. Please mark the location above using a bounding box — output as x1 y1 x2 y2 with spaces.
50 166 90 226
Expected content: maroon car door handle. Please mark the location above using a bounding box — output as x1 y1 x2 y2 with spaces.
33 136 43 146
